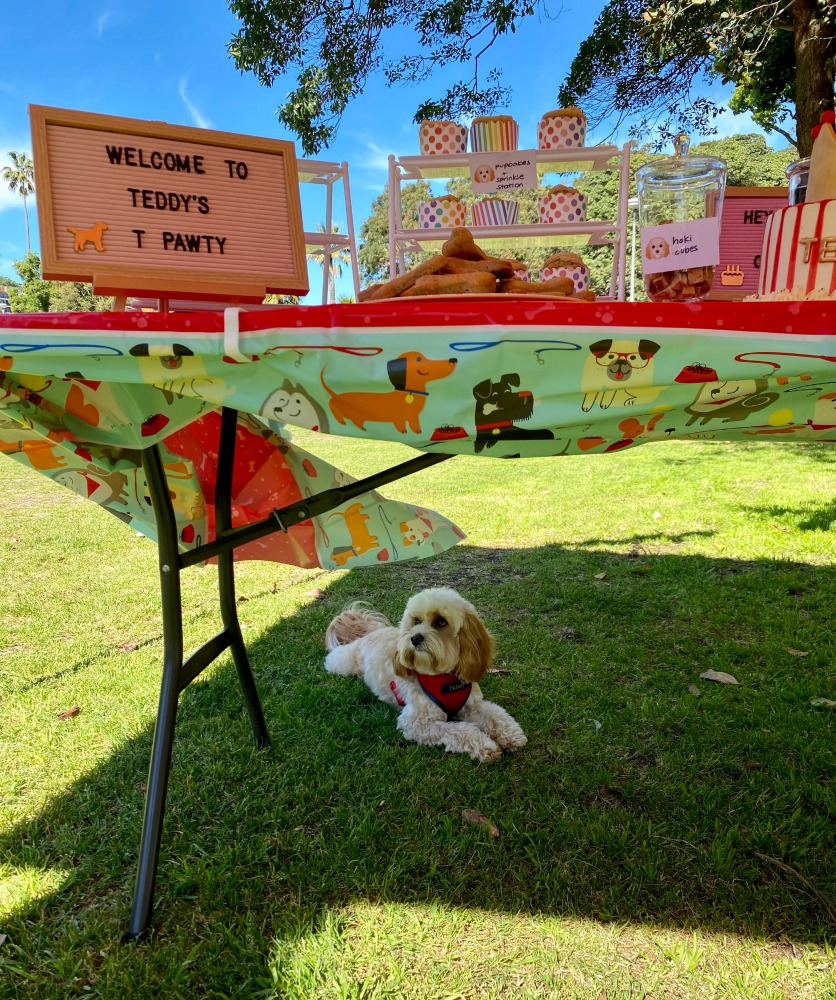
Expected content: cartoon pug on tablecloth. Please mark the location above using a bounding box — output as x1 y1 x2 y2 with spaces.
581 339 662 411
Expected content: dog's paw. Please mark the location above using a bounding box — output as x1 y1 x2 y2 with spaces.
497 728 528 752
472 740 503 764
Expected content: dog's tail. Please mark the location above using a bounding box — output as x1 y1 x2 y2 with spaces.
320 368 337 399
325 601 390 653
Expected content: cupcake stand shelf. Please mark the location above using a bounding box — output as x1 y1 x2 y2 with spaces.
387 144 631 299
298 158 361 303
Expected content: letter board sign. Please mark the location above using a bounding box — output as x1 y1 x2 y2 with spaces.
30 104 309 302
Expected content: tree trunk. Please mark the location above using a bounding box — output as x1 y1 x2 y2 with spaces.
792 0 836 158
22 192 30 252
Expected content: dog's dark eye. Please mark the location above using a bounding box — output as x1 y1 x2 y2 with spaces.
435 616 447 628
413 617 422 625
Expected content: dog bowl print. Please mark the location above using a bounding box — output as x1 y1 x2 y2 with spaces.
418 196 467 229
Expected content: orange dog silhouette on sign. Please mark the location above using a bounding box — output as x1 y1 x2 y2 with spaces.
67 221 108 252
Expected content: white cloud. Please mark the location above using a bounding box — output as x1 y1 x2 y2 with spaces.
340 136 392 191
178 78 213 129
708 104 792 149
95 10 113 37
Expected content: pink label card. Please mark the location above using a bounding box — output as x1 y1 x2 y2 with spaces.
640 217 721 275
471 151 538 194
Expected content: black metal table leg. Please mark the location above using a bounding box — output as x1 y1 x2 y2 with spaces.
127 408 270 940
127 440 187 941
216 407 269 747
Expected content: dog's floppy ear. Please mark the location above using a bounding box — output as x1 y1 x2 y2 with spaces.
473 378 493 400
638 339 660 359
589 339 613 357
456 611 495 683
391 646 411 678
387 356 408 390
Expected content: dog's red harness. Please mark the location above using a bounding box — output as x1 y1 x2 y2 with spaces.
390 671 472 718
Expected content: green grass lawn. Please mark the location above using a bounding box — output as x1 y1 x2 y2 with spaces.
1 433 835 998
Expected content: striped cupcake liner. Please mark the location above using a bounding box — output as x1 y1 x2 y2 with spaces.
470 119 519 152
471 199 519 226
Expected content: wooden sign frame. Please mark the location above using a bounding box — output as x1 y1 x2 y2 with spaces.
30 105 309 302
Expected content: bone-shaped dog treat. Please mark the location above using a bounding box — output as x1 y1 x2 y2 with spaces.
401 271 498 296
498 276 575 295
357 283 384 302
366 254 449 300
441 227 489 261
439 255 516 278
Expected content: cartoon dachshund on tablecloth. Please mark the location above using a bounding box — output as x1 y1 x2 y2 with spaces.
321 352 457 434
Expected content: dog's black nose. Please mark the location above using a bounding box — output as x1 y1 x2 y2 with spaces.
411 634 424 647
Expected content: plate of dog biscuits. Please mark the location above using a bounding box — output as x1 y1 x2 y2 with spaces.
358 228 596 302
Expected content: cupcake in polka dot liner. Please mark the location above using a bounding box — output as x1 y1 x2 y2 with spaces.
418 196 467 229
538 184 587 224
538 107 587 149
539 252 590 293
418 120 468 155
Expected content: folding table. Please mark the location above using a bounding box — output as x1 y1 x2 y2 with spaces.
2 297 835 939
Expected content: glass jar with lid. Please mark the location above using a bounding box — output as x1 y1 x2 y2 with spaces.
786 157 810 205
635 134 727 302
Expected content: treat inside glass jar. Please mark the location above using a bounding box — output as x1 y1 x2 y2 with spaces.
646 265 716 303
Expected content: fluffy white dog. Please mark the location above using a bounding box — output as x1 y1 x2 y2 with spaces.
324 587 527 762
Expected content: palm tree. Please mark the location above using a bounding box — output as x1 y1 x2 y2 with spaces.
2 151 35 252
307 223 352 304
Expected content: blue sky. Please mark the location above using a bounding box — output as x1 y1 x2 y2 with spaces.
0 0 775 300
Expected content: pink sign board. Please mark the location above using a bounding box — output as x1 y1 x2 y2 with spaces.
707 186 788 300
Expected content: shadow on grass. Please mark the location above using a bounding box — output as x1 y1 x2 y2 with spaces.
740 500 836 533
2 542 835 990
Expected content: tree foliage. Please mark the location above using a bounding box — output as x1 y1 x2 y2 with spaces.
560 0 835 156
2 151 35 252
227 0 548 154
8 253 112 314
229 0 831 157
358 180 433 283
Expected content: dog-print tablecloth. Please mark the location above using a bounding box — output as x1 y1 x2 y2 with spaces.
2 298 835 567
